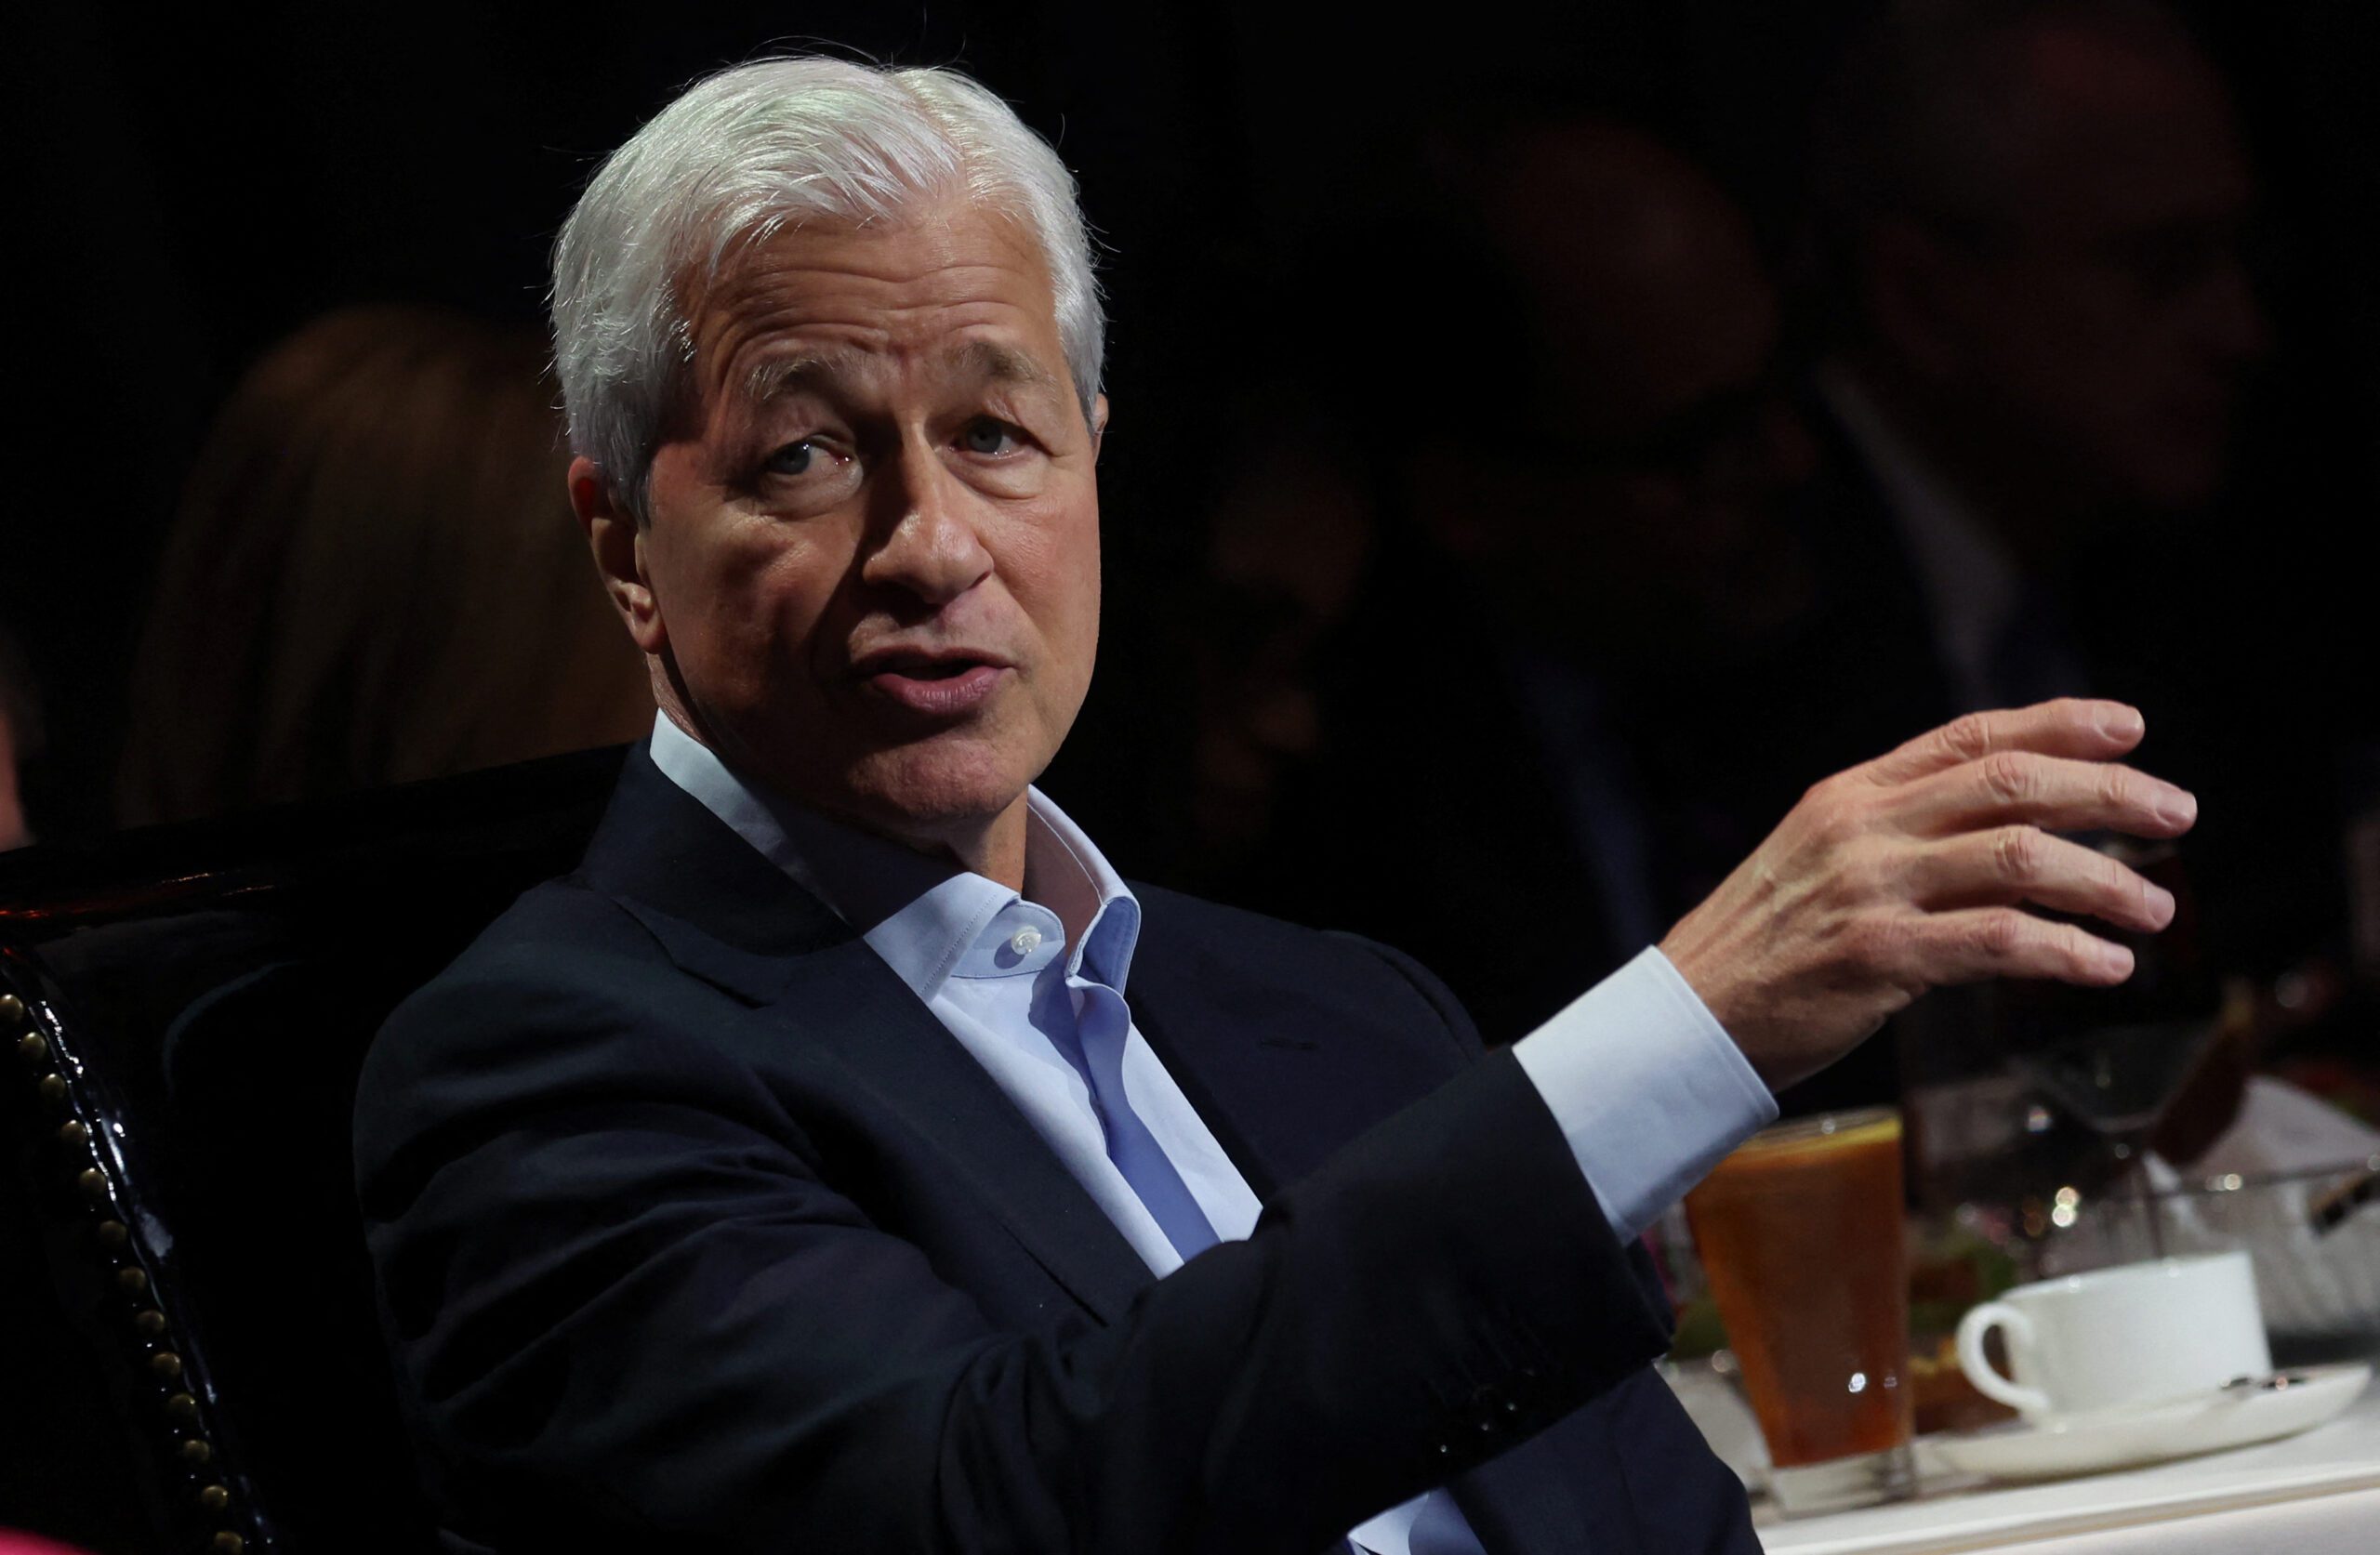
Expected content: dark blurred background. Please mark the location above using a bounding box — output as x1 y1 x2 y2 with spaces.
9 0 2378 1083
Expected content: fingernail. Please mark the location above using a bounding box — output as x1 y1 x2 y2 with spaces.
2148 882 2176 923
2102 943 2136 979
2159 791 2199 829
2098 705 2144 741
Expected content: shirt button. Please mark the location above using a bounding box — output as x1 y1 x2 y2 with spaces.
1009 927 1043 956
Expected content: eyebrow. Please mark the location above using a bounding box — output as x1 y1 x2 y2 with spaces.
738 340 1064 406
949 340 1064 397
741 350 866 406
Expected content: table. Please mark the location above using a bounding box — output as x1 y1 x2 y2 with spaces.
1757 1376 2380 1553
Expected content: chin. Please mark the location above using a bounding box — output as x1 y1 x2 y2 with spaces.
840 738 1040 837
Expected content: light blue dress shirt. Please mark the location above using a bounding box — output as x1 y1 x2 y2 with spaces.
647 713 1776 1554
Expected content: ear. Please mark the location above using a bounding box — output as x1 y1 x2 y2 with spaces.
1090 393 1110 463
1861 218 1975 386
569 455 667 655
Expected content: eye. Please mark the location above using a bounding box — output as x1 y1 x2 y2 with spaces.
959 419 1023 456
765 439 825 476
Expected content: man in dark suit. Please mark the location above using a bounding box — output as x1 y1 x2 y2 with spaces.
355 57 2197 1553
1236 117 1822 1053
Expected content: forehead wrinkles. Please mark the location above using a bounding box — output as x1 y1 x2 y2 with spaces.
685 204 1060 400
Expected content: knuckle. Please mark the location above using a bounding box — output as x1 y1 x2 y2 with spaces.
1844 914 1906 972
1973 910 2027 959
2061 924 2109 975
1832 840 1890 904
1940 712 1995 762
2096 765 2133 810
1980 751 2033 804
1992 825 2043 882
1802 789 1862 849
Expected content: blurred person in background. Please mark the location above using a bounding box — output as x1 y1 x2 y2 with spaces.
0 624 39 850
1786 0 2378 1141
1239 114 1820 1049
1796 0 2363 989
1803 0 2265 724
1170 396 1377 890
118 306 654 827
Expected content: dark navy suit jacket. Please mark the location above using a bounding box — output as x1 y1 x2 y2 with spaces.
354 747 1759 1553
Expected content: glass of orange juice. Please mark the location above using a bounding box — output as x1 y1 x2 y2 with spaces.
1685 1106 1914 1515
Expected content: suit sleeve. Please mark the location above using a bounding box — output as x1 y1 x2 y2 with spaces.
357 930 1678 1555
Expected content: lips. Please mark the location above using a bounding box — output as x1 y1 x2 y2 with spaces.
850 645 1014 718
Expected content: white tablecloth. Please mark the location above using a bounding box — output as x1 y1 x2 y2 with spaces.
1758 1376 2380 1553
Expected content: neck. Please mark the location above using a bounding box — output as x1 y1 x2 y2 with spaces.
655 684 1033 893
929 797 1031 893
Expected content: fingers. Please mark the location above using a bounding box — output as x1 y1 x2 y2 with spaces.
1860 700 2147 788
1893 751 2197 839
1911 908 2137 988
1905 827 2178 932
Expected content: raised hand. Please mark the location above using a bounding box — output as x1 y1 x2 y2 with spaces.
1659 699 2196 1091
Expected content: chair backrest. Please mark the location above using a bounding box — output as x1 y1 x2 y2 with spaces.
0 747 625 1554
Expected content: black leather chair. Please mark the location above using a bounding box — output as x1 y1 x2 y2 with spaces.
1 747 625 1553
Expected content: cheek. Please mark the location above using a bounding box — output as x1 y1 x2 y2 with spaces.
655 523 843 690
1005 495 1103 654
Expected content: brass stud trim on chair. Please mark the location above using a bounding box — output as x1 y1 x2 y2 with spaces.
12 982 260 1550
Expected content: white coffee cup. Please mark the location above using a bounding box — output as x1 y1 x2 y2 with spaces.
1955 1250 2270 1419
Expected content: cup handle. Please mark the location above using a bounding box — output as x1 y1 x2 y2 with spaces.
1956 1300 2050 1416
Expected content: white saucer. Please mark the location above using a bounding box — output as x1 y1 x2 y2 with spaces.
1923 1363 2371 1482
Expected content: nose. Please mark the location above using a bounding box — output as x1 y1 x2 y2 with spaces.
860 438 994 607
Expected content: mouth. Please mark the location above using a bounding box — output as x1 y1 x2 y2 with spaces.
849 646 1014 718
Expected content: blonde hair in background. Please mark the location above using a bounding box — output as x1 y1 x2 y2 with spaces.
120 306 654 826
0 621 34 849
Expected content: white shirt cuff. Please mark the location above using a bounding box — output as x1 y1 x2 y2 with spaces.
1510 946 1778 1243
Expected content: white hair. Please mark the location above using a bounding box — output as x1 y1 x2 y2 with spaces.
551 57 1104 521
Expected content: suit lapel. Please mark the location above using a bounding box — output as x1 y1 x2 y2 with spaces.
760 942 1155 1324
1122 982 1304 1204
582 748 1153 1325
1124 897 1469 1202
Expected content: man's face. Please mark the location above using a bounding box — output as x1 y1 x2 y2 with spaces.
1919 30 2267 511
1421 127 1816 658
602 198 1104 850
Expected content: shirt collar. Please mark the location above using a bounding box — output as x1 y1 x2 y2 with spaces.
1818 362 2023 707
646 712 1141 1000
